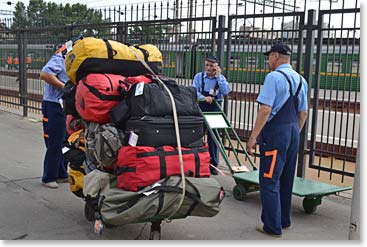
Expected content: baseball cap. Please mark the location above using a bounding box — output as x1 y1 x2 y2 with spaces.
205 55 219 63
264 43 292 56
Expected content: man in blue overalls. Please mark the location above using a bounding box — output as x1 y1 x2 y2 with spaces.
192 55 231 175
246 43 308 237
40 44 69 189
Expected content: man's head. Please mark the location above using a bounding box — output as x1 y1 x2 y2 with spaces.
205 55 218 77
264 43 292 70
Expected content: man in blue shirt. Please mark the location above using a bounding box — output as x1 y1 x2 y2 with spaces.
246 43 308 237
192 55 231 175
40 45 69 189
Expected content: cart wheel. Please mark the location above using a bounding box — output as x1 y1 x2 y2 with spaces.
233 184 247 201
149 222 161 240
84 202 96 221
303 198 318 214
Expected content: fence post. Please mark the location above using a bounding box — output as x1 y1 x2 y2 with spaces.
308 13 323 176
216 15 227 114
17 30 28 117
349 131 360 239
116 22 128 43
297 9 316 178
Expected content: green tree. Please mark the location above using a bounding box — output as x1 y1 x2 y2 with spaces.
11 0 108 35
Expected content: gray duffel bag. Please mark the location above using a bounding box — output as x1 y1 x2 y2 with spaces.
99 176 225 226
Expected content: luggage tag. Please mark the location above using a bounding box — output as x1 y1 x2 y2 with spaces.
135 82 145 96
128 131 139 146
62 146 70 154
209 88 218 96
65 40 73 53
142 182 161 196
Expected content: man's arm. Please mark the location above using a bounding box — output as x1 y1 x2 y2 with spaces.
40 71 64 89
298 110 308 130
246 104 272 155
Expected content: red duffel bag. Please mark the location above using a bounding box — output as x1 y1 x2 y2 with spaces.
75 73 126 123
116 145 211 191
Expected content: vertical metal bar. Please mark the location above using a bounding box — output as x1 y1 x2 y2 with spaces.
295 14 304 73
17 31 28 117
308 13 323 178
297 9 316 178
349 129 360 240
216 15 226 115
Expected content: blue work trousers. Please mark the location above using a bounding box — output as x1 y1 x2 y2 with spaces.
42 100 67 183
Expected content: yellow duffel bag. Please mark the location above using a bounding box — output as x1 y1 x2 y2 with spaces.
65 37 163 84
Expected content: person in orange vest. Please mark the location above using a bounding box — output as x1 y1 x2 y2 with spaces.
26 55 32 69
13 56 19 70
7 56 13 70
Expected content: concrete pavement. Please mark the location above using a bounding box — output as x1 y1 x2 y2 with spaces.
0 109 354 240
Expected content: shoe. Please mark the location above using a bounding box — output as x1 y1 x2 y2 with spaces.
256 224 282 238
283 225 291 230
42 181 58 189
56 178 69 183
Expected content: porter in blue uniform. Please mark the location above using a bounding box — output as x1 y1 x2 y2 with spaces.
192 55 231 175
246 43 308 237
40 45 68 189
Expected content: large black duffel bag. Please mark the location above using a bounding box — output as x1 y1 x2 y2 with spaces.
124 115 204 148
128 77 201 117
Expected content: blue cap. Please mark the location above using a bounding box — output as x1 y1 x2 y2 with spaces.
264 43 292 56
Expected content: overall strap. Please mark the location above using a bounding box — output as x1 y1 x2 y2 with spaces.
201 72 205 93
276 70 303 97
275 70 293 95
295 74 303 97
201 72 219 94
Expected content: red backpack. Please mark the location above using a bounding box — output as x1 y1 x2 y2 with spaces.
75 73 127 123
116 145 211 192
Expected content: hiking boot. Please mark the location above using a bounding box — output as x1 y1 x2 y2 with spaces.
56 178 69 183
256 224 282 238
42 181 58 189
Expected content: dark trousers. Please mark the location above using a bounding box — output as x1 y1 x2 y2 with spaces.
42 100 68 183
258 94 300 235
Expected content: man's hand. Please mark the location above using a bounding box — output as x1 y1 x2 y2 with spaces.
215 64 222 77
246 136 257 156
204 96 213 104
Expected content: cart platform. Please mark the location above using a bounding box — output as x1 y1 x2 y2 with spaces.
232 170 352 213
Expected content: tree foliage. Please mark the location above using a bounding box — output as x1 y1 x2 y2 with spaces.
11 0 108 36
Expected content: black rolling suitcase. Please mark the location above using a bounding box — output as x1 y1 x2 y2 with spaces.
124 116 204 148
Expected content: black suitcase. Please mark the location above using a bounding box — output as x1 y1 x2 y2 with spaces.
124 116 204 148
128 78 201 117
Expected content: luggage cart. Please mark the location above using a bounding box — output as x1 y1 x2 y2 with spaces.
200 100 352 214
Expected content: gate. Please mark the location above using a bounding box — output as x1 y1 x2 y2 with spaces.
309 8 360 181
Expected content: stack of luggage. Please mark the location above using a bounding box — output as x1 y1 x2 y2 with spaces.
62 37 224 228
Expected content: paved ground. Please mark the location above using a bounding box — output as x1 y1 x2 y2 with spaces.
0 109 355 240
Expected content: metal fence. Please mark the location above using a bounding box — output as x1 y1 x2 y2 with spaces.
0 0 360 184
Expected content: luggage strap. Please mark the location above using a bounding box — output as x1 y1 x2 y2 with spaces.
102 39 117 59
81 79 124 101
115 147 207 178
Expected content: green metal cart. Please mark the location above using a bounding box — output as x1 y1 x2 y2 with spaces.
200 101 352 214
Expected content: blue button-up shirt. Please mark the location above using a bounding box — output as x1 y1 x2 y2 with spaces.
192 72 231 101
41 53 68 103
257 64 308 122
